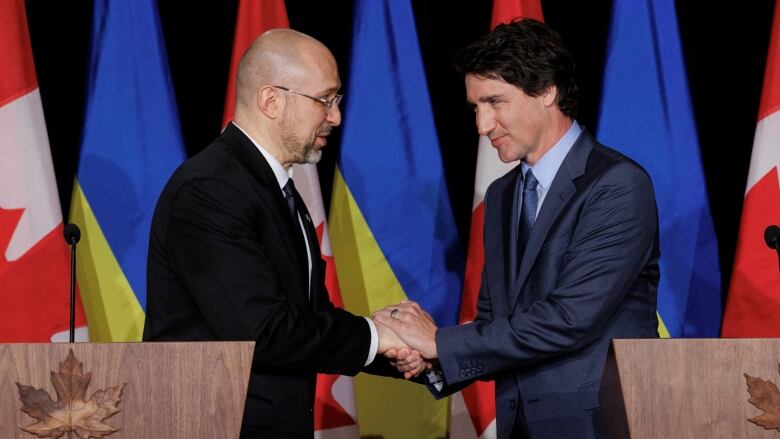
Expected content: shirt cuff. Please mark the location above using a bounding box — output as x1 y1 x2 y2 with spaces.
364 317 379 366
426 367 445 391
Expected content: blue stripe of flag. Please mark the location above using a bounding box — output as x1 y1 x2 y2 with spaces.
77 0 186 310
339 0 464 325
597 0 722 337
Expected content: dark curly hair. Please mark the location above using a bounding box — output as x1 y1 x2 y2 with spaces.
454 18 578 118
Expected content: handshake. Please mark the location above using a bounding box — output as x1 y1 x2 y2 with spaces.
371 301 439 379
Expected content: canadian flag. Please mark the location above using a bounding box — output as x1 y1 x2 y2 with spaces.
295 166 360 438
721 0 780 337
0 0 87 342
450 1 543 438
221 1 359 436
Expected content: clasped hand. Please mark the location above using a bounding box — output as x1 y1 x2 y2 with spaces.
372 300 439 379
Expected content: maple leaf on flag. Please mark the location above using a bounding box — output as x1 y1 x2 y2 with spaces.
16 350 124 438
745 364 780 431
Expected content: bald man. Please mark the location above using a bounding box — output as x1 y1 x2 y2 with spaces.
143 29 419 438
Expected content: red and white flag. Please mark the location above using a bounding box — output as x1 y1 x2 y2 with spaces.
721 0 780 337
450 1 543 438
222 1 359 436
222 0 289 128
295 167 360 439
0 0 87 342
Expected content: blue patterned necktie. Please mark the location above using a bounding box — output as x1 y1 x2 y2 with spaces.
517 169 539 266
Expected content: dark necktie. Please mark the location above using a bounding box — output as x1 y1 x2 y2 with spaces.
283 178 311 298
517 169 539 265
282 179 298 222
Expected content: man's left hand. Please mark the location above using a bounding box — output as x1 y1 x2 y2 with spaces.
383 347 432 379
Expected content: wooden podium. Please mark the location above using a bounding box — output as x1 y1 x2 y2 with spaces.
0 342 253 439
600 338 780 438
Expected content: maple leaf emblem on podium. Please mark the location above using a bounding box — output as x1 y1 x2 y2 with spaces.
745 364 780 431
16 350 125 438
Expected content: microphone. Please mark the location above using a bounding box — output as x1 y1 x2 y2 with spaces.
766 225 780 272
63 224 81 342
64 223 81 245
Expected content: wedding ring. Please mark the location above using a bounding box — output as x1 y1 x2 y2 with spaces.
390 308 399 319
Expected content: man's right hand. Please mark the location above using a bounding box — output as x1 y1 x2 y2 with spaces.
375 317 406 354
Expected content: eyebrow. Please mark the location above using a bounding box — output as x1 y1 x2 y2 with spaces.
478 94 503 103
315 86 341 97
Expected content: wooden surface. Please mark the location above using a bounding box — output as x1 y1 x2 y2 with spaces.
0 342 254 439
600 339 780 439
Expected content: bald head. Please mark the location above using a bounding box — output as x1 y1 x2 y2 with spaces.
235 29 337 113
231 29 342 169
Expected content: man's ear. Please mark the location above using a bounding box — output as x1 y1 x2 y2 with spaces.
257 86 280 119
542 85 558 107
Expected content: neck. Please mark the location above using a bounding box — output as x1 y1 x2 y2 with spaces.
233 116 291 169
525 115 573 166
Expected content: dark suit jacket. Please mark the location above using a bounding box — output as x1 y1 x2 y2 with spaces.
143 123 372 438
432 131 660 439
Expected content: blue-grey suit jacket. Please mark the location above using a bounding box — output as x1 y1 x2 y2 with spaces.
433 131 660 438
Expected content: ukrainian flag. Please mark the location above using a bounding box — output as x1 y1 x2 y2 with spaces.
597 0 722 337
69 0 186 342
329 0 464 437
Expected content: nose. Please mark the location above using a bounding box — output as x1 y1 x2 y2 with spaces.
326 104 342 127
475 108 495 137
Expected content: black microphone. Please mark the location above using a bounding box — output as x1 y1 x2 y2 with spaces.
63 223 81 342
64 223 81 245
765 225 780 272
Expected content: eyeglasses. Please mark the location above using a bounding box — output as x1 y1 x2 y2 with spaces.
273 85 343 110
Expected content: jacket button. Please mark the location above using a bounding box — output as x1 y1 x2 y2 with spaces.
510 399 517 410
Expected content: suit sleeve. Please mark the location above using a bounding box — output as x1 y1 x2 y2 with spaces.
421 230 498 398
165 177 370 376
475 259 494 323
436 163 658 386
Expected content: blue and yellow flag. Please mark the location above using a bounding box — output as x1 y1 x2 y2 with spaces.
597 0 721 337
329 0 464 437
69 0 186 342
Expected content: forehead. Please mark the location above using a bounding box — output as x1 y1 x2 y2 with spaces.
302 51 341 93
464 74 523 102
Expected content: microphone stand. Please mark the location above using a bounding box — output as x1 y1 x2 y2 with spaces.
63 224 81 343
69 237 76 343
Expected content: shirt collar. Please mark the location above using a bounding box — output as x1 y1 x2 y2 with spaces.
521 120 582 190
232 122 292 190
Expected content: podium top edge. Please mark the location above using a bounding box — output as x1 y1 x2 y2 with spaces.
0 341 256 346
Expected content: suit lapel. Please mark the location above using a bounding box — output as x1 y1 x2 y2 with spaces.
485 167 521 315
222 124 310 301
506 169 522 293
510 131 594 309
294 188 321 309
288 194 311 297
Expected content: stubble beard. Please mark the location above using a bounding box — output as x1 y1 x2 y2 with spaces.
281 107 324 165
